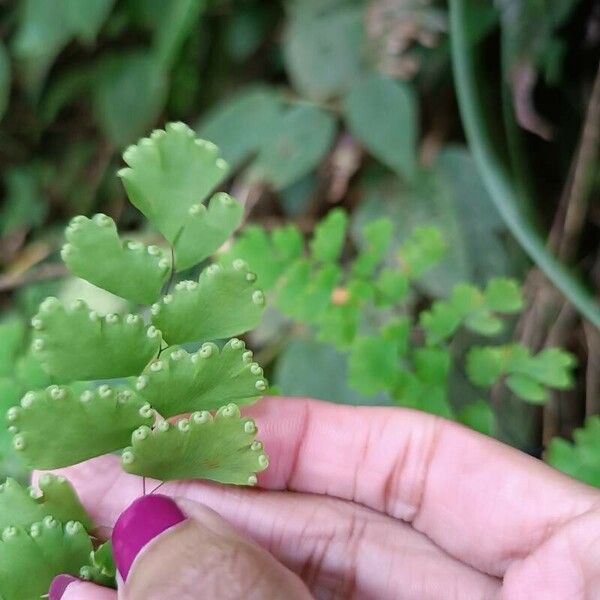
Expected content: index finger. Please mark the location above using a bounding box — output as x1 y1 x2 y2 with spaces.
249 397 599 577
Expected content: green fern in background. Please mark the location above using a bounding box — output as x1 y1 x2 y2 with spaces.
223 208 576 431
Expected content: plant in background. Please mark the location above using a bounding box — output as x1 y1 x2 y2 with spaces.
0 123 269 597
223 208 576 433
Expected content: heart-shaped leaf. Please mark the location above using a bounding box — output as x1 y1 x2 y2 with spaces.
151 261 265 345
62 213 171 304
118 122 229 242
135 340 266 418
30 298 161 382
121 404 268 485
7 383 153 469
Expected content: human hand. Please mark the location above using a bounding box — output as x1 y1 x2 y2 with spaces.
41 397 600 599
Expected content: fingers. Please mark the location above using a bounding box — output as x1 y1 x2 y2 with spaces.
41 455 501 599
243 397 599 576
36 396 600 580
115 496 312 600
58 580 116 600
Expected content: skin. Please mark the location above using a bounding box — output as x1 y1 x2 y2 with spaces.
37 397 600 599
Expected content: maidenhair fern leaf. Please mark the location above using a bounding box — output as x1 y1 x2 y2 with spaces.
547 416 600 488
121 404 268 485
118 122 229 242
0 475 92 532
221 224 303 290
80 540 116 588
398 226 446 278
7 384 154 469
466 344 576 404
420 278 523 344
174 192 243 271
30 298 161 382
309 208 347 264
61 213 171 304
352 218 394 278
134 340 267 418
0 518 92 600
151 261 265 344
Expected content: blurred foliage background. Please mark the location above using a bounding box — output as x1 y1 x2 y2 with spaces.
0 0 598 483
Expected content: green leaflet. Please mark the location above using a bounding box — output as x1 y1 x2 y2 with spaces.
151 261 265 345
398 226 446 278
466 344 576 404
121 404 268 485
309 208 348 264
0 475 92 532
30 298 161 382
0 518 91 600
135 341 266 418
420 278 523 344
7 383 153 469
62 213 171 304
352 218 394 278
80 540 116 588
222 225 304 290
118 122 229 242
174 192 243 271
547 416 600 488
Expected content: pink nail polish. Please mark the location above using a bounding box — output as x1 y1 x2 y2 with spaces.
48 574 78 600
112 494 186 580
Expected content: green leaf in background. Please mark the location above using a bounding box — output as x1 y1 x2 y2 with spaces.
274 337 392 406
283 1 364 101
0 41 10 122
432 146 525 286
152 0 205 69
31 298 161 382
348 335 400 396
121 404 268 485
547 416 600 488
119 122 229 241
0 166 46 236
151 262 265 345
94 52 168 148
456 399 494 436
420 278 523 344
134 341 265 418
62 214 171 304
222 225 304 290
197 86 283 171
466 344 576 404
278 262 341 323
352 218 394 278
249 105 336 190
344 73 418 179
7 383 153 469
0 518 92 600
0 317 25 378
505 374 547 404
174 193 243 271
0 475 92 532
309 208 348 264
12 0 115 95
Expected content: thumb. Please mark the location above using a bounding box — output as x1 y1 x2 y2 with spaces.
112 495 312 600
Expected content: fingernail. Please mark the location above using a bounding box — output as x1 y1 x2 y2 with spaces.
48 574 78 600
112 494 186 580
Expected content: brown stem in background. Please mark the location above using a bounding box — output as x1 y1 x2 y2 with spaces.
0 263 68 293
558 61 600 263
